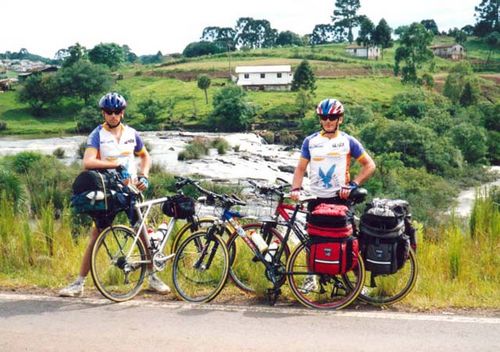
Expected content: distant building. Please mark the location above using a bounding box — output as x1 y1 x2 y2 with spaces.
430 44 466 60
17 66 59 81
345 45 381 60
235 65 293 91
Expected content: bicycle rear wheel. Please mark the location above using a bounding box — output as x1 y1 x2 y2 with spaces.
91 225 148 302
227 223 289 293
358 248 418 305
287 242 365 310
172 230 229 303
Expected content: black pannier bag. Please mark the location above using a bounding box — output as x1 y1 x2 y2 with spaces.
359 199 412 275
71 170 128 216
162 194 195 219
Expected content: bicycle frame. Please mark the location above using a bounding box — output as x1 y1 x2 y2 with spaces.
125 196 176 262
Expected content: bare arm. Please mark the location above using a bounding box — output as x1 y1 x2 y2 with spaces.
137 149 152 178
83 148 119 170
352 153 376 186
291 157 309 200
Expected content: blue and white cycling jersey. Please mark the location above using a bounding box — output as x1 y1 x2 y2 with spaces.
300 131 366 198
86 123 146 179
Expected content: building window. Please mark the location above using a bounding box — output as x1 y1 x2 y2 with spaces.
244 73 249 79
277 73 282 78
260 73 265 79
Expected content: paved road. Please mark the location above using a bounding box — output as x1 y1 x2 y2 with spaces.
0 293 498 352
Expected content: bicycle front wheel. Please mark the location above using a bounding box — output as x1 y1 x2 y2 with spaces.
91 225 148 302
287 242 365 310
172 230 229 303
358 248 418 305
171 217 221 254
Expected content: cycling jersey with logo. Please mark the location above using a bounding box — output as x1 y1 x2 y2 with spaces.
300 131 366 197
87 123 146 179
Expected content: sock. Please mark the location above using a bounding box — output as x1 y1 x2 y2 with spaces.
75 276 86 285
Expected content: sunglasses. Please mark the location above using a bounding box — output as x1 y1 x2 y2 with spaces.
103 109 123 115
319 114 341 121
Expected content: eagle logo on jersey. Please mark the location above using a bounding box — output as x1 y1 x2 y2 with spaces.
319 165 336 188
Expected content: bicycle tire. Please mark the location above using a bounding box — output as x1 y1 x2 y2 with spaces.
227 223 290 293
357 248 418 305
172 230 230 303
171 216 229 254
287 242 365 310
90 225 148 302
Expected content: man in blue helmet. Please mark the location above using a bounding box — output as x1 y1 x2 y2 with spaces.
59 92 170 297
291 98 376 293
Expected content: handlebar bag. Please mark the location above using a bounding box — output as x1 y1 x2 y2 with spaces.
162 195 195 219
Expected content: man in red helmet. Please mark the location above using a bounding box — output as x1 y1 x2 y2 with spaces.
291 98 376 293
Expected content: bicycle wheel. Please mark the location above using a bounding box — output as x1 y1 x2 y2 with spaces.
91 225 148 302
227 223 290 293
358 248 418 305
287 242 365 310
172 230 229 303
171 217 230 254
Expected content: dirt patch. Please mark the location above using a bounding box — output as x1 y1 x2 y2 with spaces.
2 286 499 316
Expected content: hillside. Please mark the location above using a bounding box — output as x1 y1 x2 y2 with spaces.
0 38 498 135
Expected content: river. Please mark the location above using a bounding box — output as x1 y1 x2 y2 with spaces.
1 132 498 217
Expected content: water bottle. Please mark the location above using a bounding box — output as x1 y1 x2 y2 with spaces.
149 223 167 250
264 240 279 262
249 230 268 253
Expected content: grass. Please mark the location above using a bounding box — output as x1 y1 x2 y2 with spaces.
0 186 498 310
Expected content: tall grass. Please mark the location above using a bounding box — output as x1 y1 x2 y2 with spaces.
412 188 500 308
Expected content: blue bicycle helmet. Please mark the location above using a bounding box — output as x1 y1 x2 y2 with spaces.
98 92 127 110
316 98 344 116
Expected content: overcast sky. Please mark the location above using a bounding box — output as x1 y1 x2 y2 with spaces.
0 0 480 58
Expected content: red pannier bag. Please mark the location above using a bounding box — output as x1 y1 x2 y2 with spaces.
307 203 359 275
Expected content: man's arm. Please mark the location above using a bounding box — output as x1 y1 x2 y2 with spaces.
137 149 152 178
83 148 119 170
291 157 309 201
352 153 376 186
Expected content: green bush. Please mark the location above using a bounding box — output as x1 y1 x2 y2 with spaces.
52 147 65 159
12 152 42 173
212 138 229 155
260 131 275 144
0 120 7 131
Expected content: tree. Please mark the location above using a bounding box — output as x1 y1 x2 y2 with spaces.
310 24 336 45
373 18 393 58
461 25 475 35
295 89 314 118
62 43 87 67
235 17 277 48
474 0 499 36
447 123 488 164
122 45 138 63
331 0 361 43
420 19 440 35
454 30 468 45
485 31 500 63
276 31 303 46
291 60 316 94
18 74 60 116
57 61 112 104
197 75 211 104
88 43 125 69
394 23 434 84
201 26 237 51
182 41 224 57
443 61 478 105
137 98 167 126
209 86 255 132
356 15 375 46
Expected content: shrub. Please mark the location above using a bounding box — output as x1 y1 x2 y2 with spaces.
260 131 275 144
12 152 42 173
278 130 298 146
75 106 102 133
52 147 65 159
77 141 87 159
211 138 229 155
0 120 7 131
